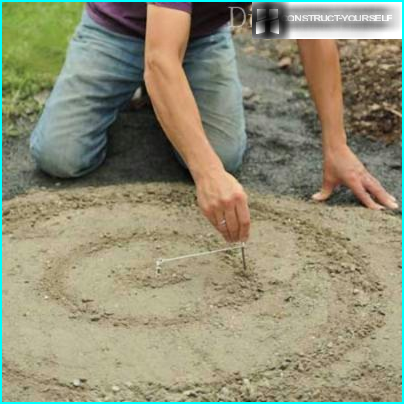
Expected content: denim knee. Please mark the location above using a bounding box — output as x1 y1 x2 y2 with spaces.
214 131 246 174
30 130 101 179
216 144 245 173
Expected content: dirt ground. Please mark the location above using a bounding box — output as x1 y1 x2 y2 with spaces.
3 182 401 402
245 38 402 144
2 36 402 206
2 34 402 401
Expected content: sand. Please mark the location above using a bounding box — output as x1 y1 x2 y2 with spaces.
2 183 401 401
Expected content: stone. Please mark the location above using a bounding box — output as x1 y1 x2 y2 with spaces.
72 379 82 388
278 56 292 69
183 390 197 397
242 86 255 100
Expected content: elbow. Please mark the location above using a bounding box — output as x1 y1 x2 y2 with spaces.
144 52 179 88
144 52 162 85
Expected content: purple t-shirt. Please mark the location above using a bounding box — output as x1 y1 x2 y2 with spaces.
87 2 250 39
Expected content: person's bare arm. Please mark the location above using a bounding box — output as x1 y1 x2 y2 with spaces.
144 4 250 241
297 39 397 210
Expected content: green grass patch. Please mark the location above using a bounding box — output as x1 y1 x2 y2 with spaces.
2 2 83 134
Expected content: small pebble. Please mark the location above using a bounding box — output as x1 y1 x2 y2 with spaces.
183 390 197 397
72 379 82 387
242 86 255 100
82 298 94 303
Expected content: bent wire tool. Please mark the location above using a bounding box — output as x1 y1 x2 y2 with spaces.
156 242 247 274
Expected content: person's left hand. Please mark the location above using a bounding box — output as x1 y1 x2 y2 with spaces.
313 144 398 210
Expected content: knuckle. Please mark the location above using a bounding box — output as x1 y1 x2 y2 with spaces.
373 178 382 188
220 198 233 208
347 171 359 183
209 202 220 212
202 206 214 217
207 207 215 216
350 178 363 189
234 191 246 202
364 173 375 184
354 188 366 199
240 219 251 227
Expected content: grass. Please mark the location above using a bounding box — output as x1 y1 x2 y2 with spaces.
2 3 83 135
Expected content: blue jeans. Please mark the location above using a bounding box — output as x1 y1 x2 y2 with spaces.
30 11 246 178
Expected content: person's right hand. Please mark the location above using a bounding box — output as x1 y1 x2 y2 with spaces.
313 144 398 210
195 169 250 243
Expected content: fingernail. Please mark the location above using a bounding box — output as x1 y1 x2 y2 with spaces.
390 202 398 209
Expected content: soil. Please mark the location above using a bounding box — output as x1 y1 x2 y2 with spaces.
2 33 402 401
2 36 402 208
240 37 402 143
3 183 401 402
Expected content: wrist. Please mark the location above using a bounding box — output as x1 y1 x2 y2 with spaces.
322 129 348 156
189 157 225 184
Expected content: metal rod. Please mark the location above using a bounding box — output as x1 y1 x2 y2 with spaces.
241 242 247 271
158 244 243 264
155 243 247 274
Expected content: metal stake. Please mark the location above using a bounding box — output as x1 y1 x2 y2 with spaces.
155 243 247 274
241 242 247 271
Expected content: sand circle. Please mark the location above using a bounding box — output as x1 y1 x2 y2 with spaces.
3 184 381 390
43 225 266 327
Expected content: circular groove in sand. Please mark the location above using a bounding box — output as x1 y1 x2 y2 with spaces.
3 185 386 392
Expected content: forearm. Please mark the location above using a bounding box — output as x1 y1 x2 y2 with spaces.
297 39 347 152
144 59 223 181
143 4 251 240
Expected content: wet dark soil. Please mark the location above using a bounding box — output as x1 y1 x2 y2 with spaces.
2 34 402 211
